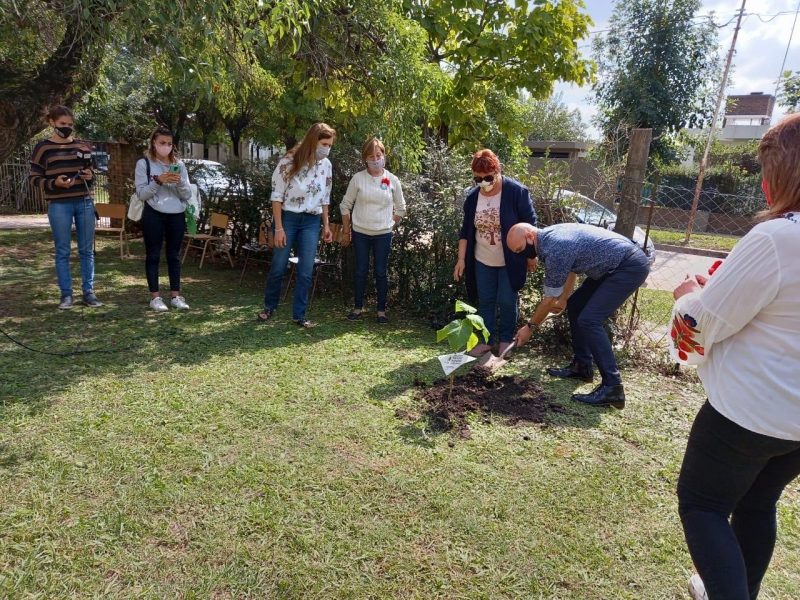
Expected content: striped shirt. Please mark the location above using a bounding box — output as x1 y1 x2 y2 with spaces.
29 139 95 203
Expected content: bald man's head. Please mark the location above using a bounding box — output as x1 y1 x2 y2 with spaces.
507 223 537 254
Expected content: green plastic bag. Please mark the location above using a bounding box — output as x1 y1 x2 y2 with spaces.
186 204 197 236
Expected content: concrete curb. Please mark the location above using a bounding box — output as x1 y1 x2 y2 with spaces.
654 243 729 259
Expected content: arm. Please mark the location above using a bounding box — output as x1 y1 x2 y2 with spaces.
392 175 406 222
135 159 161 201
517 185 537 227
321 205 332 242
175 161 192 202
454 238 468 281
29 153 54 193
272 201 286 248
339 175 358 247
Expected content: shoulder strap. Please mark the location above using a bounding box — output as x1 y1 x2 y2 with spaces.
145 158 151 181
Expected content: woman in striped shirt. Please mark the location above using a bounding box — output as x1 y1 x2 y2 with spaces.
29 106 101 309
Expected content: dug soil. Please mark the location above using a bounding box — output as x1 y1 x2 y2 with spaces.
414 366 569 438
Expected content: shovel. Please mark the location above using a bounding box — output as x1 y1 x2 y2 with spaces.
476 340 517 373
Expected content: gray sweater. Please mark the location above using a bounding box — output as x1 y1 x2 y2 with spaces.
134 157 192 214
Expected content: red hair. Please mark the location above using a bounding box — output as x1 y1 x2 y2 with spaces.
471 149 500 173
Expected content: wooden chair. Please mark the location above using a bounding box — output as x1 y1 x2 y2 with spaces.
182 211 234 269
282 223 348 308
94 202 129 259
238 219 273 285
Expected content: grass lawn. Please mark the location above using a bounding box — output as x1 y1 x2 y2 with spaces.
646 229 741 252
1 229 798 599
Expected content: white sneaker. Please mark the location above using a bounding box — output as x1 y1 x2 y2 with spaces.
688 574 709 600
150 296 169 312
170 295 189 310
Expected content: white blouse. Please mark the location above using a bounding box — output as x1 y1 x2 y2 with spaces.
270 155 332 215
669 214 800 440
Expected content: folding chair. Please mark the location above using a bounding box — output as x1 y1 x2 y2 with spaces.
182 211 234 269
283 223 347 309
94 202 130 259
238 219 273 285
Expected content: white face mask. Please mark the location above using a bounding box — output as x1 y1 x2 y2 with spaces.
315 146 331 160
366 157 385 171
477 178 496 193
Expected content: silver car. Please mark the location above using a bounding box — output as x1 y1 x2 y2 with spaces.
556 189 657 264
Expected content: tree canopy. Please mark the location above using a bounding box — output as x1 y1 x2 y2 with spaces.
591 0 720 164
778 70 800 114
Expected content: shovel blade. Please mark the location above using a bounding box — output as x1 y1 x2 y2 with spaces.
476 352 508 373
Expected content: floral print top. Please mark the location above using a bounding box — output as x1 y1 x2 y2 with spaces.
270 155 332 215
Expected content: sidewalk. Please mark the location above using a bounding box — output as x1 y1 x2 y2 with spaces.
0 215 50 230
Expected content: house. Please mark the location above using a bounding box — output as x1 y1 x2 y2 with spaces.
721 92 775 143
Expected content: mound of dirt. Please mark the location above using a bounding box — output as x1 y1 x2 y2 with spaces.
415 366 568 436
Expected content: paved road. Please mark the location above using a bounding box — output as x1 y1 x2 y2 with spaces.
0 215 50 230
646 249 721 291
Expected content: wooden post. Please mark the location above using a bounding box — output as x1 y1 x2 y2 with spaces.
614 128 652 241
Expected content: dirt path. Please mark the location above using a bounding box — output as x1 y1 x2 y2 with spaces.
0 215 50 230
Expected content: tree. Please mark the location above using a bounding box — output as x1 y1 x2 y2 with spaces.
0 0 316 162
778 70 800 114
522 92 587 142
591 0 720 164
405 0 593 145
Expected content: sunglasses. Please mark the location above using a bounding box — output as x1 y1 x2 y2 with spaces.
473 175 496 184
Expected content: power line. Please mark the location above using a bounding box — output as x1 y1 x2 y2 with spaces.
586 10 800 36
773 1 800 99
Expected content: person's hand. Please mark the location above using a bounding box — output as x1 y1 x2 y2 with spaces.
162 172 180 184
322 226 333 243
673 275 702 300
54 175 72 188
453 259 465 281
78 167 93 181
514 324 533 347
341 229 351 247
695 273 709 288
274 230 287 248
392 215 401 224
527 257 538 273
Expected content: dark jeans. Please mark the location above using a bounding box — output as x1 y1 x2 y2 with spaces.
263 211 320 320
678 402 800 600
141 203 186 293
352 230 393 312
474 260 518 345
566 248 650 385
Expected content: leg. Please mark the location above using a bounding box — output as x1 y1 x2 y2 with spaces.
73 198 96 294
351 231 370 311
291 213 321 321
141 204 166 294
574 255 649 385
566 276 602 367
496 266 518 344
263 213 299 311
164 211 187 294
732 448 800 598
677 402 800 600
372 232 393 313
47 201 75 297
473 260 499 347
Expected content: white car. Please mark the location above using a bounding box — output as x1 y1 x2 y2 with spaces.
556 189 657 264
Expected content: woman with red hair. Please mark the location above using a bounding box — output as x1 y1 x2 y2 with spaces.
453 149 537 357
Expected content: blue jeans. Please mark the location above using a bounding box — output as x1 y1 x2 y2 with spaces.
47 198 96 297
263 211 320 320
474 260 518 346
352 231 393 312
678 402 800 600
566 249 650 385
141 203 186 293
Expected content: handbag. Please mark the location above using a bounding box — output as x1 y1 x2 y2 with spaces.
127 158 150 221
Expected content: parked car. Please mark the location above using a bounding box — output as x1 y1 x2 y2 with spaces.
183 159 230 200
556 189 657 264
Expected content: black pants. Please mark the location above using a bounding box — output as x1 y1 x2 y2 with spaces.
677 401 800 599
141 203 186 293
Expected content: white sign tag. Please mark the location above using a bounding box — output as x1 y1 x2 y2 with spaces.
438 352 477 376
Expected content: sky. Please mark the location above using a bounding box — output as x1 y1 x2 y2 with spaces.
555 0 800 138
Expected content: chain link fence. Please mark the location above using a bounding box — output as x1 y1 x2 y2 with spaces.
622 179 764 350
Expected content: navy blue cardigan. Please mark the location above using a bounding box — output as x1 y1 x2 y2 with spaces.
459 176 538 304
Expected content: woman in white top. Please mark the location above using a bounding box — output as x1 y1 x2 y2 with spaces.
258 123 335 328
340 137 406 324
671 113 800 600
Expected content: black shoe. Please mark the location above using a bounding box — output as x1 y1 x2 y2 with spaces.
82 291 103 307
572 384 625 409
547 360 594 383
347 311 363 321
377 314 389 325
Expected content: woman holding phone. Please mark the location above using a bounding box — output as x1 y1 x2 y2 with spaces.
134 124 193 312
29 105 101 309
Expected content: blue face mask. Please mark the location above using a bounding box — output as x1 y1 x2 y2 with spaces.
315 146 331 160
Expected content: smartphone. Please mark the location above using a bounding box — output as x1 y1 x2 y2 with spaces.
169 164 181 174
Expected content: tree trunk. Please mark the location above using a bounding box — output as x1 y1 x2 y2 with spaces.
0 8 107 162
615 128 652 241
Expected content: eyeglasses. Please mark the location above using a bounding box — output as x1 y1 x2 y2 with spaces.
473 175 496 184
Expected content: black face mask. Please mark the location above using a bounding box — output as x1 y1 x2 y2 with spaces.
524 241 538 260
54 126 73 139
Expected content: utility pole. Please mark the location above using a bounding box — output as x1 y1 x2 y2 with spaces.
615 128 653 241
685 0 747 242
